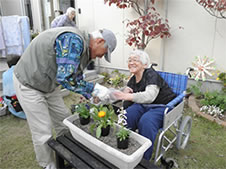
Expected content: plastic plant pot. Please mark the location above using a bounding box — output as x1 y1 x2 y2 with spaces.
101 125 110 136
117 137 129 149
79 115 90 125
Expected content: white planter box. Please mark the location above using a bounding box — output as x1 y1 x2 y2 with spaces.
63 114 152 169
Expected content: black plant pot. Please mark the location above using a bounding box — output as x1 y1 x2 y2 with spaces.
117 137 129 149
79 115 90 125
101 125 110 136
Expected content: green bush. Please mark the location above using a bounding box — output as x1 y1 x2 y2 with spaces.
218 72 226 93
100 72 110 83
187 82 204 99
200 91 226 113
107 70 128 88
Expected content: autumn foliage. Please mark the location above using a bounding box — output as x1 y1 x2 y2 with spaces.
104 0 170 49
196 0 226 19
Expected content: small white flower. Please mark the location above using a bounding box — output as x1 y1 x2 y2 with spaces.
202 105 224 118
117 108 127 126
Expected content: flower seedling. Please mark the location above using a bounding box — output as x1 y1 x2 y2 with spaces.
72 103 90 119
91 104 115 138
116 109 130 141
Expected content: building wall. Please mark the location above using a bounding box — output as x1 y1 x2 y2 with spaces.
0 0 25 16
76 0 166 72
1 0 225 75
163 0 226 75
0 0 43 32
76 0 226 76
30 0 43 32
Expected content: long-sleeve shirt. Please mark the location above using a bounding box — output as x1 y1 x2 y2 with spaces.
123 68 176 109
132 85 160 103
55 32 94 99
51 14 76 28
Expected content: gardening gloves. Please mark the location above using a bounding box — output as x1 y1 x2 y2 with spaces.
92 83 111 104
92 83 120 104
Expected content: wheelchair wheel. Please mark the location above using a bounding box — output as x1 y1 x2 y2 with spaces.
176 116 192 149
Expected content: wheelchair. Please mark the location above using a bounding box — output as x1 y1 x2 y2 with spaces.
153 71 192 164
112 70 192 166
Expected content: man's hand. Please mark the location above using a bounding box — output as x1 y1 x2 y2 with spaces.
93 96 100 104
92 83 110 102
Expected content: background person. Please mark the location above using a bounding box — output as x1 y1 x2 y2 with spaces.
113 50 176 160
2 55 25 117
51 7 76 28
3 55 21 97
13 27 117 169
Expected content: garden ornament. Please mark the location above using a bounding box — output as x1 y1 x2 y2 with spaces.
190 56 216 81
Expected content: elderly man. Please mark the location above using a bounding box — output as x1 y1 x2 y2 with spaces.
51 7 77 28
13 27 117 169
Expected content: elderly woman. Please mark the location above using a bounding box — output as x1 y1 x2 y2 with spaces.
51 7 76 28
113 50 176 160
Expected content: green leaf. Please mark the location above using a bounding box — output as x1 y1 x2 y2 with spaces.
96 125 102 138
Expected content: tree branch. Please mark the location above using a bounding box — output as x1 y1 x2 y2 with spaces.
131 0 144 16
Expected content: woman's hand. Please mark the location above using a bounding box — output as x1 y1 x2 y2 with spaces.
123 87 133 93
112 91 133 101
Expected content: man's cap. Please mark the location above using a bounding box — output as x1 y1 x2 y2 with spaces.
100 29 117 63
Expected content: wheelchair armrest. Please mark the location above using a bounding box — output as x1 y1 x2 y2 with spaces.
167 93 186 108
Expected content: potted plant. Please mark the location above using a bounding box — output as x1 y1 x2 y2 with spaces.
72 103 91 125
91 104 115 138
116 108 130 149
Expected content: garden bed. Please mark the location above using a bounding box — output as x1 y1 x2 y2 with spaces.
188 95 226 127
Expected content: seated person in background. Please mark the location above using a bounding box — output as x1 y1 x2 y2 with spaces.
3 55 23 112
51 7 76 28
3 55 20 97
113 50 176 160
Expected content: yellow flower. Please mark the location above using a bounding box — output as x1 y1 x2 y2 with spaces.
98 111 106 118
216 77 220 81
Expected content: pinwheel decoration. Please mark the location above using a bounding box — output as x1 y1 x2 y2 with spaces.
190 56 216 81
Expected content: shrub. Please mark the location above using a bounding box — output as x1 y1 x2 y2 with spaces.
217 72 226 93
100 72 110 83
200 91 226 114
187 82 204 99
107 70 128 88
